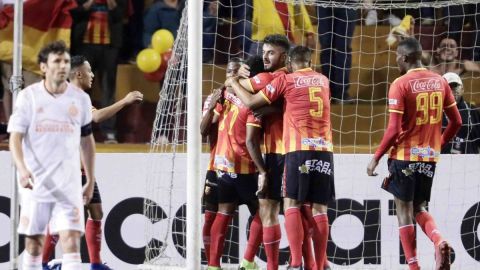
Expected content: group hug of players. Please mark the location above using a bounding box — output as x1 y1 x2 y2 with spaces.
200 34 462 270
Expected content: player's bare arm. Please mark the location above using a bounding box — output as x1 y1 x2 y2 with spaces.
245 125 268 195
367 112 402 176
237 63 251 79
80 134 96 204
9 132 33 189
200 89 222 136
253 104 281 120
227 77 269 110
92 91 143 123
441 105 462 147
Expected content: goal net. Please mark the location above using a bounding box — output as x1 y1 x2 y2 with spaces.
143 0 480 269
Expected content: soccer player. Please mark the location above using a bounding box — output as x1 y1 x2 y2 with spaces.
207 62 264 270
200 58 243 263
366 38 462 270
41 55 143 269
229 45 334 270
8 41 96 270
234 34 298 270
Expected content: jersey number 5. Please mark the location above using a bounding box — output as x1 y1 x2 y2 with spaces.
416 92 442 125
309 87 323 117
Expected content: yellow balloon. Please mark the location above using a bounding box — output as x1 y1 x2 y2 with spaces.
136 49 162 73
151 29 174 54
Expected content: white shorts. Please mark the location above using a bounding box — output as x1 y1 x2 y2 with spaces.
18 192 84 236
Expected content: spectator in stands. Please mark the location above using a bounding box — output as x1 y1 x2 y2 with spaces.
70 0 128 143
443 4 480 60
248 0 315 56
441 72 480 154
317 1 356 103
429 38 480 75
143 0 184 48
203 0 254 63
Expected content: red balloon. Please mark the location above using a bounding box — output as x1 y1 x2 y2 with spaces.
143 50 173 82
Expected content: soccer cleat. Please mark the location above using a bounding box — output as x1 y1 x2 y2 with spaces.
91 263 114 270
42 263 51 270
435 240 451 270
238 259 259 270
47 259 62 270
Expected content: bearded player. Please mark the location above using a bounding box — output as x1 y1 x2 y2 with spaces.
230 46 334 269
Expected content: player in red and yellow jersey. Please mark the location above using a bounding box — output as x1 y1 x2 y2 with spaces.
367 38 462 270
234 34 305 270
200 58 243 264
230 46 334 270
207 67 265 269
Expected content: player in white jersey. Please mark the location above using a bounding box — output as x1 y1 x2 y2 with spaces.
8 41 96 270
41 55 142 270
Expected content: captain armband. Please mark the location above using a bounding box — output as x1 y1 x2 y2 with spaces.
81 122 93 137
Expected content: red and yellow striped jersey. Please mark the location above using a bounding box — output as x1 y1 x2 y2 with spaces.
214 91 262 174
83 1 111 45
202 94 218 171
387 68 456 162
260 68 333 154
248 68 288 154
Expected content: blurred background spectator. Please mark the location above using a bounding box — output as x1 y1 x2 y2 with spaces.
317 0 356 103
143 0 184 49
442 72 480 154
249 0 314 55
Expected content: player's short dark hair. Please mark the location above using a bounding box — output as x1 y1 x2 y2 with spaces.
228 57 244 65
288 46 312 63
263 34 290 53
245 55 265 77
71 55 88 70
37 40 69 64
398 37 423 58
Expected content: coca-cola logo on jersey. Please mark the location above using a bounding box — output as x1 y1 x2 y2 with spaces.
409 78 442 93
294 75 325 88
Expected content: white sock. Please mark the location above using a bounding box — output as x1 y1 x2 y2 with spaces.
22 251 42 270
61 253 82 270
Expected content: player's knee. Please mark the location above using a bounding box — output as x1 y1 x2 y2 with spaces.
25 236 43 255
89 209 104 220
413 201 427 215
59 232 81 253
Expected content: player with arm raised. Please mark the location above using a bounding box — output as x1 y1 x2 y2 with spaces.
367 38 462 270
235 34 296 270
42 55 143 270
230 46 334 270
207 61 264 270
8 41 95 270
200 58 242 264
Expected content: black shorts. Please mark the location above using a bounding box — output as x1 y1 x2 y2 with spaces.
203 170 218 205
216 170 258 205
258 153 284 201
81 175 102 204
283 151 335 204
382 159 436 203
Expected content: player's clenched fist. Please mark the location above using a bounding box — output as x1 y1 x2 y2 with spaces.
256 172 268 196
18 168 34 189
82 179 95 205
123 91 144 105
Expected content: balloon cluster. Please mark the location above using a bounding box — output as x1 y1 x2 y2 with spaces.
136 29 174 82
